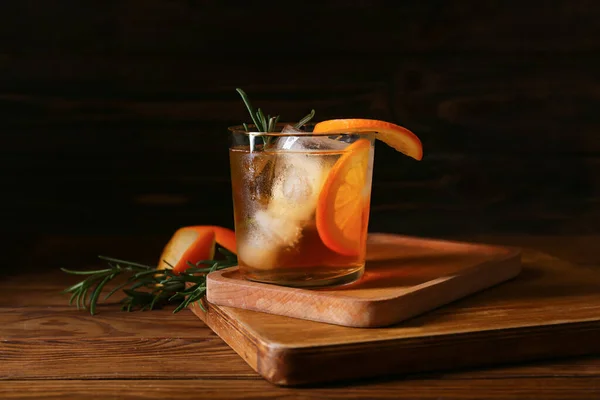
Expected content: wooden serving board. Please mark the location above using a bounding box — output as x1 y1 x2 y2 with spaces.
206 234 522 327
191 233 600 386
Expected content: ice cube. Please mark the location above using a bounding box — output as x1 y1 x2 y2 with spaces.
254 209 302 246
277 125 304 150
269 152 328 222
266 125 346 221
237 209 303 270
276 125 350 151
281 124 303 134
236 226 278 270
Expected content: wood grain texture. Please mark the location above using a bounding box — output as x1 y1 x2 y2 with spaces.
0 337 258 380
193 235 600 385
0 308 258 380
1 378 599 400
0 234 599 398
207 234 521 327
0 307 213 339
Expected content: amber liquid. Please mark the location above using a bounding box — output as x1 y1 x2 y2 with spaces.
229 145 371 287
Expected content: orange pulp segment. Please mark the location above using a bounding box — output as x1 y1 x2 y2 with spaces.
158 225 236 274
316 139 371 256
313 118 423 161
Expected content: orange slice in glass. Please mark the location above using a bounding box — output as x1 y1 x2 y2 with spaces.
316 139 371 256
313 118 423 160
157 225 236 274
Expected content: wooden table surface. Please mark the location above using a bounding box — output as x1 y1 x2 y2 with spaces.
1 233 599 399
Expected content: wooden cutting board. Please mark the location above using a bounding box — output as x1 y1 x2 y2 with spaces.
206 234 522 327
191 233 600 386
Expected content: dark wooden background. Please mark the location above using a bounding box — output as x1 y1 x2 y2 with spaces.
1 1 598 259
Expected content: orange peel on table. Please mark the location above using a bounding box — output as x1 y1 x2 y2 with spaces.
157 225 237 274
313 118 423 161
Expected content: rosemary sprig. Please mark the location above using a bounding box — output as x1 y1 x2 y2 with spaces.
61 245 237 315
236 88 280 133
235 88 316 146
294 109 315 129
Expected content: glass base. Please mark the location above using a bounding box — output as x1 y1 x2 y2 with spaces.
241 265 364 288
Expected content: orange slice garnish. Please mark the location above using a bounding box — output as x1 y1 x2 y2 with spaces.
158 225 236 274
313 118 423 160
316 139 371 256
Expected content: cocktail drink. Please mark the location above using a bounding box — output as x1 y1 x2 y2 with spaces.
229 125 375 287
229 89 423 288
57 89 422 315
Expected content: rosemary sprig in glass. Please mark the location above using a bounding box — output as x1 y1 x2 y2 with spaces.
61 245 238 315
235 88 316 146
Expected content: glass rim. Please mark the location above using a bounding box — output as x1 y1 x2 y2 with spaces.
228 122 377 137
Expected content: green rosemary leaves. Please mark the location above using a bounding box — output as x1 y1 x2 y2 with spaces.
61 246 237 315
